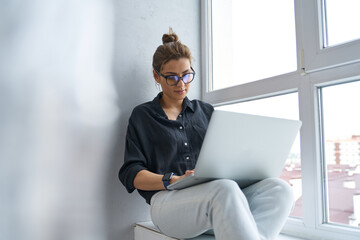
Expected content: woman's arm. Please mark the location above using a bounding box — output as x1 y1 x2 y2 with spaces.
133 169 195 191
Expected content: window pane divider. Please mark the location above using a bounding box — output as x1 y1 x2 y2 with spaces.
203 72 302 106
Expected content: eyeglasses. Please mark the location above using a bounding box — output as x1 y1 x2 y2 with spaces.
156 67 195 86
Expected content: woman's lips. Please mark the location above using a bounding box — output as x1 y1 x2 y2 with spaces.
175 89 185 95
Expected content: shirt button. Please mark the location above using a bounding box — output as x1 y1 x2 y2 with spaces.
184 142 188 146
179 114 182 118
186 156 190 160
179 126 183 130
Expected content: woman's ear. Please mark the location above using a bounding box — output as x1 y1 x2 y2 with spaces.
153 69 160 83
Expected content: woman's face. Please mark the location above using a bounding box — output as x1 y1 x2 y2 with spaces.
154 58 192 103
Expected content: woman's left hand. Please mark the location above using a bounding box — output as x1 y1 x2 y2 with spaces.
170 170 195 184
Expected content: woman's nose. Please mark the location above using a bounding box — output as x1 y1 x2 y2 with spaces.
177 78 186 87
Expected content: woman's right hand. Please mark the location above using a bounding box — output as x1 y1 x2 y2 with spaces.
170 170 195 184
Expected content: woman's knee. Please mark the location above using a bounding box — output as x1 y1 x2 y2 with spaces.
208 179 246 202
262 178 294 206
210 179 240 192
268 178 293 195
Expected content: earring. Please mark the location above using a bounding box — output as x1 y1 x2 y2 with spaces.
155 82 162 91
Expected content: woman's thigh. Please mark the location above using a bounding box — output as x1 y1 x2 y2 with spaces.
150 180 217 238
150 179 246 239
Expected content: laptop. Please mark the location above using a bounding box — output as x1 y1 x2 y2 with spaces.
167 110 302 190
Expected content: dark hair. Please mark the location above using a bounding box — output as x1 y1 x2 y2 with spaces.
152 29 193 72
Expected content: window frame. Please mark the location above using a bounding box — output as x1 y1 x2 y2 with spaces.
201 0 360 239
302 0 360 73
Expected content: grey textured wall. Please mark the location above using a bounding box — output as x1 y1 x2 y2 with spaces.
107 1 202 239
0 0 201 240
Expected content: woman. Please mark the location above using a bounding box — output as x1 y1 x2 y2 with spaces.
119 30 294 240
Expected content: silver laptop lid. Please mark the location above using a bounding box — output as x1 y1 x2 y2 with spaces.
194 110 302 182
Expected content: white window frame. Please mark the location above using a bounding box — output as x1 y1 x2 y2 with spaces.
201 0 360 239
302 0 360 73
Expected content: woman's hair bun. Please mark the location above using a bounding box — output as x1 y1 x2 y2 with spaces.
152 28 192 72
162 28 179 44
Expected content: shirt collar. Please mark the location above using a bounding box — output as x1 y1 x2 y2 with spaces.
182 95 194 112
152 92 194 117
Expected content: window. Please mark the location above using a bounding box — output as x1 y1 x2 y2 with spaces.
322 0 360 47
302 0 360 72
320 81 360 227
211 0 297 90
202 0 360 239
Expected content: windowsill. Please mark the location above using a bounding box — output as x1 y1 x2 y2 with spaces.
134 222 306 240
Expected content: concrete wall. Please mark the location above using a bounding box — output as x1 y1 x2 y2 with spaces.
0 0 201 240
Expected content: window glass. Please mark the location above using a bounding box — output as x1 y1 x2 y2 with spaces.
321 80 360 227
211 0 297 90
323 0 360 47
216 93 302 218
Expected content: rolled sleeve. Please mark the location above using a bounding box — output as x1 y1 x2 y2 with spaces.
119 120 148 193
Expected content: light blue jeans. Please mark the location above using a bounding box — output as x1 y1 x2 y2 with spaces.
150 178 294 240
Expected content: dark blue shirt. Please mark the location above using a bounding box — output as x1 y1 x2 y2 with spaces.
119 92 214 204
